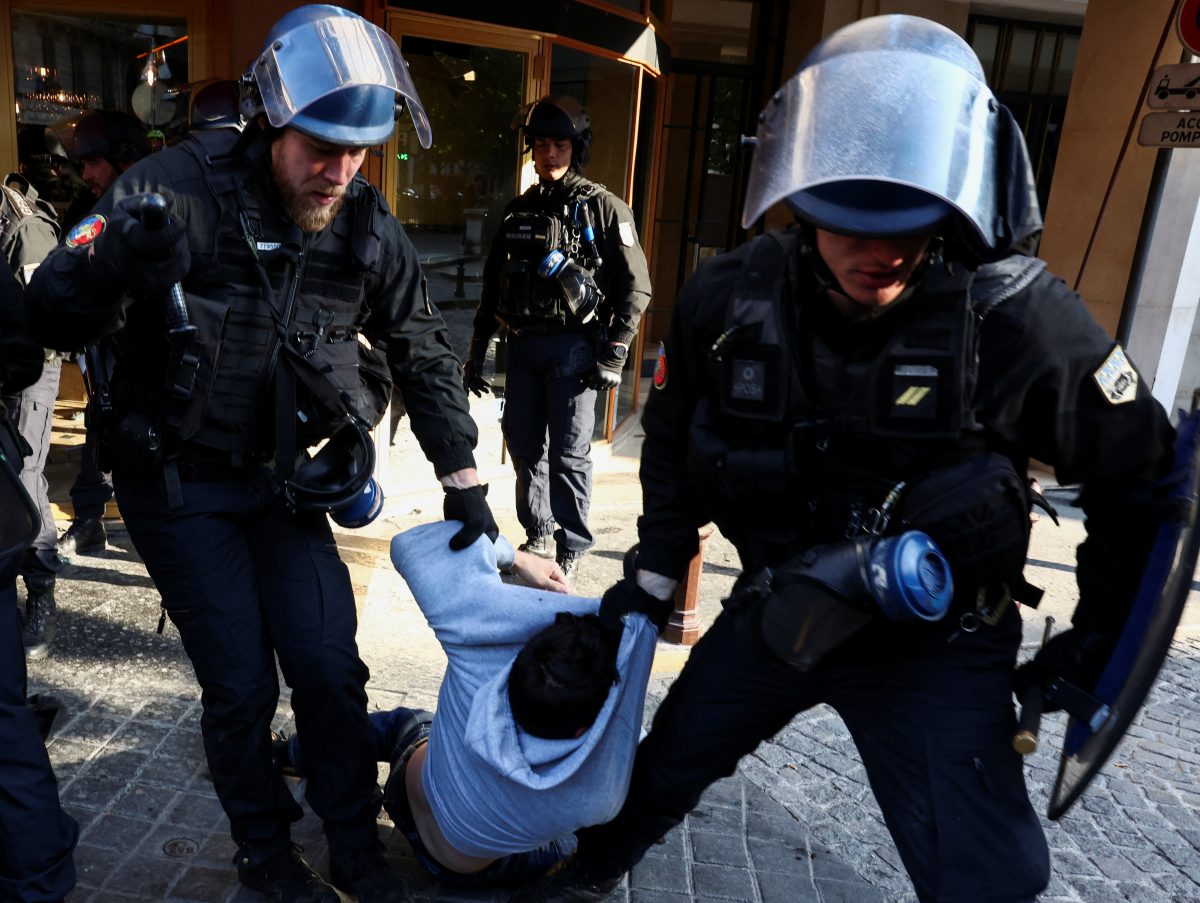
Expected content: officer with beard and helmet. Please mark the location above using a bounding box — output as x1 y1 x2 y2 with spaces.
513 15 1176 903
463 96 651 582
27 5 497 902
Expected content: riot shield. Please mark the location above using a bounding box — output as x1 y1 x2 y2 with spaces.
1047 406 1200 819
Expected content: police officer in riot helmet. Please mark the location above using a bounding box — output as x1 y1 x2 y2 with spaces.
515 16 1175 903
27 5 495 901
465 95 651 581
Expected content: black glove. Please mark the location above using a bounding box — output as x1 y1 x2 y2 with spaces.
1012 627 1115 712
462 336 491 397
443 483 500 551
586 342 627 392
598 576 674 634
91 194 191 299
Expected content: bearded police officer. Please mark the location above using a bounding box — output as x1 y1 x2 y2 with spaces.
464 97 651 580
514 16 1176 903
27 6 497 902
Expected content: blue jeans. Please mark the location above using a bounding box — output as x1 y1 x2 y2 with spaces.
295 706 573 887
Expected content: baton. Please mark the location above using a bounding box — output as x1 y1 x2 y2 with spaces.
139 193 191 333
1013 615 1055 755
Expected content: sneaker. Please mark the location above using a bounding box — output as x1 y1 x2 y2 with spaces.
556 554 582 582
509 853 622 902
235 843 339 903
519 535 555 560
329 841 412 902
56 518 106 560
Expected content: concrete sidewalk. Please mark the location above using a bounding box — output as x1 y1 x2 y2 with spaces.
24 359 1200 902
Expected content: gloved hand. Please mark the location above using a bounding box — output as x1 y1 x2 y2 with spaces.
443 483 500 550
1012 627 1115 712
91 194 191 298
462 336 491 397
598 576 674 634
587 342 627 391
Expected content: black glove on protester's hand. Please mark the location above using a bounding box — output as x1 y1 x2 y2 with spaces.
598 576 674 634
444 483 500 551
587 343 627 391
90 194 191 298
1012 627 1115 712
462 336 491 397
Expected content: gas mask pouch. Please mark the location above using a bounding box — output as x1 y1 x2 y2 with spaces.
758 531 954 671
283 419 384 529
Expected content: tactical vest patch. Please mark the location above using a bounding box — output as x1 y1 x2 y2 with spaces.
1093 346 1138 405
66 214 105 248
890 364 939 420
653 341 668 389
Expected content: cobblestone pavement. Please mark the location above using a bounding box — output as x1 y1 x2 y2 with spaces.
24 308 1200 901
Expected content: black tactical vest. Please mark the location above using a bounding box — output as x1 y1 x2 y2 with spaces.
136 130 391 459
687 232 1022 569
495 178 602 328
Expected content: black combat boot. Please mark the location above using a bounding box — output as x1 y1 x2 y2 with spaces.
329 840 412 903
235 843 339 903
22 577 56 661
56 517 106 560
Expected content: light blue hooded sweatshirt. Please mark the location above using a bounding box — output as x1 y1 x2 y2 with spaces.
389 522 657 859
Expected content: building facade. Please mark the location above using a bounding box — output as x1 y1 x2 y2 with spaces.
1 0 1191 442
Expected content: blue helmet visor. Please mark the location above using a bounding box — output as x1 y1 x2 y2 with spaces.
251 14 431 148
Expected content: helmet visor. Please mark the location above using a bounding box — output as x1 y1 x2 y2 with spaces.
252 15 431 148
742 48 999 249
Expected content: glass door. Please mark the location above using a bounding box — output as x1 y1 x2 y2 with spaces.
384 15 544 313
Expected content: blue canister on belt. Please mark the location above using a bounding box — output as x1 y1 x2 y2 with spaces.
866 530 953 621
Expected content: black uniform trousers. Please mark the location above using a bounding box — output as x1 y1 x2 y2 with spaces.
112 463 381 858
68 402 114 523
501 331 596 558
0 428 78 901
579 598 1050 903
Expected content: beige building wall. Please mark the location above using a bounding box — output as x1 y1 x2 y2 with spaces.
1038 0 1184 336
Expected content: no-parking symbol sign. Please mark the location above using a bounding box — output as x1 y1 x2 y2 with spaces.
1181 0 1200 57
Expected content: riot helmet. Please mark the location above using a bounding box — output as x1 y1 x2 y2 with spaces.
242 4 431 149
189 79 244 132
48 110 148 167
741 15 1041 261
513 96 592 170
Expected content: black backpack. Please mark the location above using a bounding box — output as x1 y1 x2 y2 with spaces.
0 173 60 284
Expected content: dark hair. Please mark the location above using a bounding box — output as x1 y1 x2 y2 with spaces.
508 612 620 740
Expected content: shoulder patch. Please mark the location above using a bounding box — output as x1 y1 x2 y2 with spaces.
618 221 635 247
66 214 106 248
1093 346 1138 405
653 341 668 390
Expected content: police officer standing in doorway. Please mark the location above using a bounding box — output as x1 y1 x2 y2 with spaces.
464 96 651 580
516 16 1176 903
28 5 496 902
